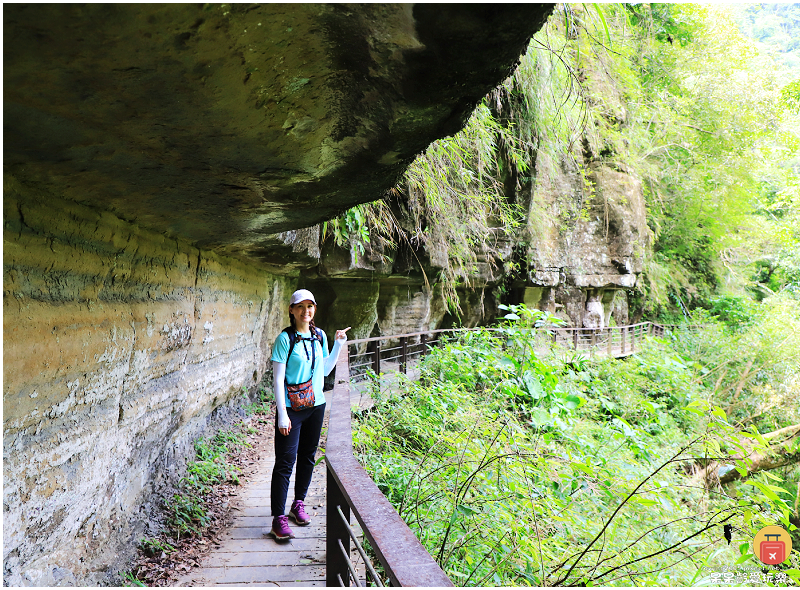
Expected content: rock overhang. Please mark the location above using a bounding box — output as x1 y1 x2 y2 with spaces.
4 3 553 266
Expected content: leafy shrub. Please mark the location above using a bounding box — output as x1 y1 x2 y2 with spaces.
354 312 799 585
165 493 211 538
709 296 758 330
244 387 272 417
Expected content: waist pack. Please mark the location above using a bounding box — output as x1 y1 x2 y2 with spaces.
286 378 315 411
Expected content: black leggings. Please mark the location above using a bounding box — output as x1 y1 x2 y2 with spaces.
270 403 326 516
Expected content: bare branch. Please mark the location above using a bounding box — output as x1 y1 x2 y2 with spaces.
554 437 703 585
591 513 735 582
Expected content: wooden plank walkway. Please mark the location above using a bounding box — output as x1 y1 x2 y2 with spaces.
174 453 328 587
174 387 369 588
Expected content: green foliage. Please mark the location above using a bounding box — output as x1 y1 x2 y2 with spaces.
749 175 800 297
354 309 799 585
673 295 800 431
403 104 526 305
119 571 146 587
644 4 695 47
182 429 248 492
322 205 371 264
244 387 273 417
139 537 175 557
782 79 800 114
165 492 211 538
166 425 252 539
616 5 800 313
709 296 758 330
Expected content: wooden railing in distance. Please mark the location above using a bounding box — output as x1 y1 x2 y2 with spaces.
347 323 692 377
325 321 693 586
347 329 466 379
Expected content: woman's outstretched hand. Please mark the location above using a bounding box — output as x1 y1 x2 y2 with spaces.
334 327 351 341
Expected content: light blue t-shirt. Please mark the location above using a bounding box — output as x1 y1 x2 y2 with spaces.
271 329 328 408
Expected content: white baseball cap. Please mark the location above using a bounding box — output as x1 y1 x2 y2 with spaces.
289 289 317 306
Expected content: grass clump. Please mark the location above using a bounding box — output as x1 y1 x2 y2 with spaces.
122 389 274 586
167 427 252 537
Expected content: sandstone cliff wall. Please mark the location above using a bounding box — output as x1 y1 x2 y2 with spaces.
293 155 649 338
3 177 293 586
517 157 648 328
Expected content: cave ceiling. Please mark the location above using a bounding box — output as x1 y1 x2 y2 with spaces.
4 3 552 263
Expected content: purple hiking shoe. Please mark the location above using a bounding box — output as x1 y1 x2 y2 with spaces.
290 499 311 526
269 515 294 541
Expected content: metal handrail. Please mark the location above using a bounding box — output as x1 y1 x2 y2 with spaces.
348 327 477 346
347 321 690 345
337 538 363 588
336 505 384 587
349 322 691 373
326 354 454 587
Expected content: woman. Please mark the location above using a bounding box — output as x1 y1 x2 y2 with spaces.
268 288 350 541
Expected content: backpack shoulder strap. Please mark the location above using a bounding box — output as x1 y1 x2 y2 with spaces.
282 326 297 361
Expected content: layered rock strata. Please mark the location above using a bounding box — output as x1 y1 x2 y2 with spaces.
518 158 648 329
3 179 293 585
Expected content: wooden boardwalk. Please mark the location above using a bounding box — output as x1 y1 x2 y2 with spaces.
174 388 369 588
173 322 676 587
174 453 328 587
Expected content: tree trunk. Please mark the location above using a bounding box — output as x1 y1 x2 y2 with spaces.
724 358 754 416
690 423 800 488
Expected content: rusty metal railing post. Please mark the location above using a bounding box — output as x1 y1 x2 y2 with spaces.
631 325 636 354
400 336 408 374
621 325 626 355
327 465 351 587
573 329 578 350
420 333 427 355
373 341 381 375
607 326 613 357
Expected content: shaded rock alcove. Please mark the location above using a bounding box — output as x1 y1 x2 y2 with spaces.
3 3 553 586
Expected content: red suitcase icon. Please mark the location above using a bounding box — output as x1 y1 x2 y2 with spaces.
760 534 785 565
